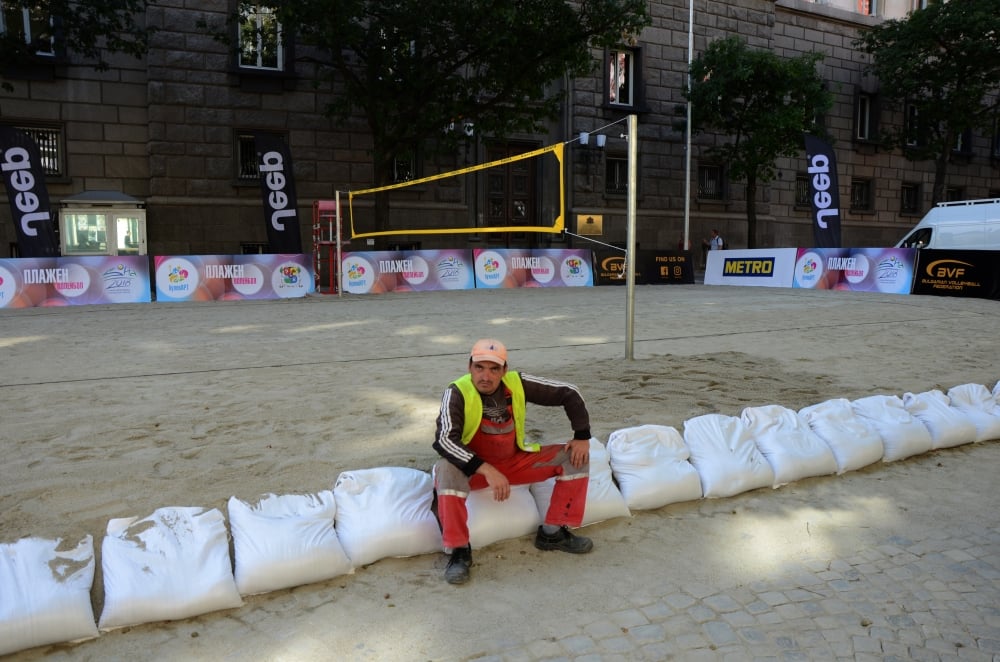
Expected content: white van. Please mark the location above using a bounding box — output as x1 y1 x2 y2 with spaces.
895 198 1000 250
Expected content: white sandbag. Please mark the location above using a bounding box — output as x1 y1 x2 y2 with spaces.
333 467 442 567
799 398 884 473
902 390 977 449
682 414 775 498
228 491 353 596
466 484 541 549
98 507 242 630
741 405 838 487
530 439 630 526
606 425 702 510
947 383 1000 442
0 536 98 656
851 395 933 462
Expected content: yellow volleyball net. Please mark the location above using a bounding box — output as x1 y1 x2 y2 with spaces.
347 142 565 240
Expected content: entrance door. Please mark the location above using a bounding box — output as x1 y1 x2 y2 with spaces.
485 142 537 246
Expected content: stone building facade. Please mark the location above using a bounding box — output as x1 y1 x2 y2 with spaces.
1 0 997 258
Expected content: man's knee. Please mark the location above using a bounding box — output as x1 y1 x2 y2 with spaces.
434 459 470 494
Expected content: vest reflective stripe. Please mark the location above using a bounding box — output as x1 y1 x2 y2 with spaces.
452 372 538 452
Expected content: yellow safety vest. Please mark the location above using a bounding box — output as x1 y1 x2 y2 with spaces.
452 372 539 452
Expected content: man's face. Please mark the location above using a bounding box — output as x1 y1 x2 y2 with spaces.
470 360 507 394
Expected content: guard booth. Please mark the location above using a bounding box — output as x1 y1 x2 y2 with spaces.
58 190 147 256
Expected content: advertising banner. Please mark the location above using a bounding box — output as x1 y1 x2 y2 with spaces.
640 250 695 284
594 250 693 285
0 256 151 308
254 132 302 253
0 125 60 257
154 254 313 302
473 249 593 289
705 249 799 287
593 250 633 285
803 133 842 248
911 250 1000 300
341 249 475 294
792 247 915 294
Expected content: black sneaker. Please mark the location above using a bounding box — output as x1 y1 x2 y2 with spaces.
534 526 593 554
445 545 472 585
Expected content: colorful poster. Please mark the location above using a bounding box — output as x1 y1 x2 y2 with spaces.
341 249 475 294
792 247 915 294
0 256 151 308
473 249 593 289
153 254 313 302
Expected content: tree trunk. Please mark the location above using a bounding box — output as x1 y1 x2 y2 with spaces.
931 151 950 205
745 173 758 249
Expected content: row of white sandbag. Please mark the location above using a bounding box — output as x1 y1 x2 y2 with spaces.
3 381 998 655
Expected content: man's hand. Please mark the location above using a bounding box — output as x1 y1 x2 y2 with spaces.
566 439 590 469
476 463 510 502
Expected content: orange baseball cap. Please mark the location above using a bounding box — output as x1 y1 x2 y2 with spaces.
470 338 507 366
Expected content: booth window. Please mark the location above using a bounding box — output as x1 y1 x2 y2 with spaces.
850 179 873 212
238 4 283 70
900 182 922 215
10 124 63 176
235 130 286 182
606 47 643 109
698 164 725 201
0 2 55 57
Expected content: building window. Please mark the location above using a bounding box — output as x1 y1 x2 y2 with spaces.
900 182 921 215
235 130 285 181
239 4 283 70
944 187 964 202
392 150 415 183
9 124 63 176
912 0 929 9
855 92 877 142
952 128 972 156
905 103 922 147
606 48 643 109
605 157 627 195
858 0 879 16
0 2 55 56
850 179 873 211
794 175 811 208
992 118 1000 159
698 164 725 201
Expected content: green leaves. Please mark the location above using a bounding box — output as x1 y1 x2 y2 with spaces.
685 36 831 183
854 0 1000 201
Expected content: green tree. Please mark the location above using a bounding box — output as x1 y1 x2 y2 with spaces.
855 0 1000 204
0 0 155 90
684 36 831 248
231 0 649 235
